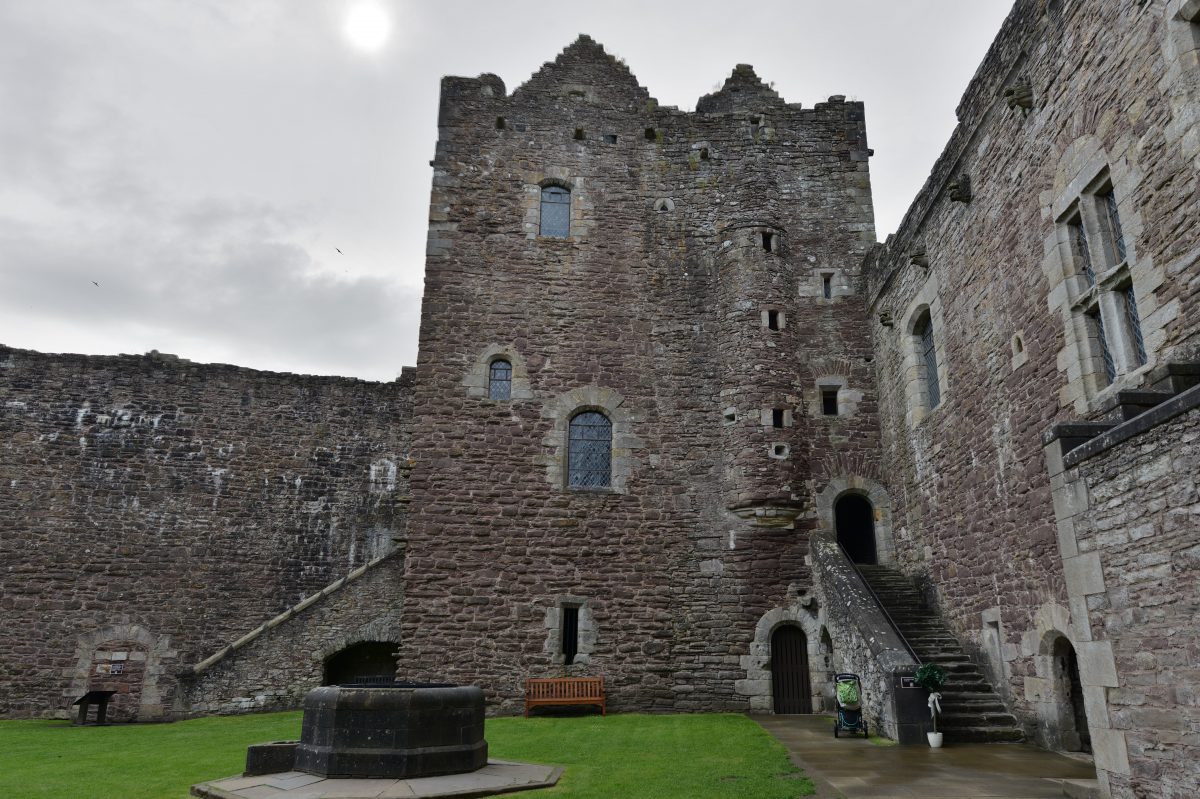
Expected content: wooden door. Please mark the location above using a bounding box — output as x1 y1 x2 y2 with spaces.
771 626 812 714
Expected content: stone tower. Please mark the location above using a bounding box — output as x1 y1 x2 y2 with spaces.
400 36 880 712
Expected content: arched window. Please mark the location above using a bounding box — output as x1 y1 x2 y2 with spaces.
540 186 571 238
488 359 512 400
915 311 941 409
567 411 611 488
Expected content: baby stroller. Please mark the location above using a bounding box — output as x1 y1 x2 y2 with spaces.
833 673 868 738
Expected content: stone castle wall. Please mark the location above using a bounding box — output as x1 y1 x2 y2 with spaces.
1053 401 1200 798
400 37 881 713
866 0 1199 794
0 346 413 719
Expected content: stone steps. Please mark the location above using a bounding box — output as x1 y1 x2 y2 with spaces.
858 565 1024 744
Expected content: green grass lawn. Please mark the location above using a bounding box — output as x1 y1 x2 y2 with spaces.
0 712 813 799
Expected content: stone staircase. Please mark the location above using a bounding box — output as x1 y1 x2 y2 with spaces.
858 565 1024 743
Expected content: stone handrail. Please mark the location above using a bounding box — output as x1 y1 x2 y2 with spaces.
186 546 403 676
810 530 923 741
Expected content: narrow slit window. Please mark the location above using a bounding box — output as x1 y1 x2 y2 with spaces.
767 310 780 331
561 606 579 665
540 186 571 238
822 274 833 299
495 117 506 129
699 147 709 160
488 359 512 400
772 408 785 428
821 388 839 416
761 232 774 253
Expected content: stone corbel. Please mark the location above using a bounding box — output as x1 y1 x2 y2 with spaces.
878 311 894 327
948 174 972 203
909 246 930 269
1004 82 1034 114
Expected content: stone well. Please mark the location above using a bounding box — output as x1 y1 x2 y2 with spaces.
293 683 487 779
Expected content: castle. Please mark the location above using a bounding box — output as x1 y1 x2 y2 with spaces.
1 2 1198 798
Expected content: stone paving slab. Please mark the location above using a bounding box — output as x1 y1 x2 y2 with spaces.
190 760 562 799
753 714 1099 798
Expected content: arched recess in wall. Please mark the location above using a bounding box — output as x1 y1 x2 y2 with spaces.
739 603 828 714
64 624 175 722
1036 630 1092 755
322 641 399 686
815 476 896 565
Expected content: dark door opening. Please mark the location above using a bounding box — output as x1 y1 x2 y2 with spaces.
1052 637 1092 753
771 626 812 714
835 494 877 564
322 641 398 686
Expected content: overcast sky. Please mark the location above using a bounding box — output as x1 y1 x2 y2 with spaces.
0 0 1011 381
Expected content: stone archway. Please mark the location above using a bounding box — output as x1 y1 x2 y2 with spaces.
64 624 176 722
738 604 827 714
1038 630 1092 754
815 476 896 565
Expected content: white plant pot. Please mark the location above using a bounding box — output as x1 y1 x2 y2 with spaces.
927 732 944 748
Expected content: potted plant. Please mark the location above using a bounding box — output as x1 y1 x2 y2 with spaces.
914 663 947 747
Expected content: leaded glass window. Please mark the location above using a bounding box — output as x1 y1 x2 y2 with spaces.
567 411 611 488
917 312 941 409
488 359 512 400
540 186 570 238
1090 308 1116 384
1124 286 1147 367
1070 219 1095 285
1101 190 1126 263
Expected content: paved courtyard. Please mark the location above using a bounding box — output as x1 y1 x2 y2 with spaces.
754 715 1098 798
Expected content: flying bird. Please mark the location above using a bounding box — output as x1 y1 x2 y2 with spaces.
335 248 343 254
91 281 99 287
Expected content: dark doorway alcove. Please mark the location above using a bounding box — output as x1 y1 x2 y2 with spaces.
835 493 877 564
1051 636 1092 753
771 626 812 714
322 641 398 686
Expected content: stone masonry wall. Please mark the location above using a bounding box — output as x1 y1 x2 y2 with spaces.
182 549 405 716
0 346 412 719
865 0 1199 792
1064 404 1200 799
401 37 880 713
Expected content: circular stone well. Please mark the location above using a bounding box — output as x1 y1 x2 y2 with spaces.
293 683 487 779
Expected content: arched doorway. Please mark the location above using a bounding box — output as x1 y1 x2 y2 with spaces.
1050 636 1091 753
835 493 877 564
771 626 812 714
323 642 398 686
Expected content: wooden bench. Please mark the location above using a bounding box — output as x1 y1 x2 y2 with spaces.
524 676 606 717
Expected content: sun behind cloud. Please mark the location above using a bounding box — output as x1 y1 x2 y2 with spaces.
343 1 391 52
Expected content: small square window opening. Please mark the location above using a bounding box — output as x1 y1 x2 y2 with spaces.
767 310 780 331
761 232 774 253
821 388 839 416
